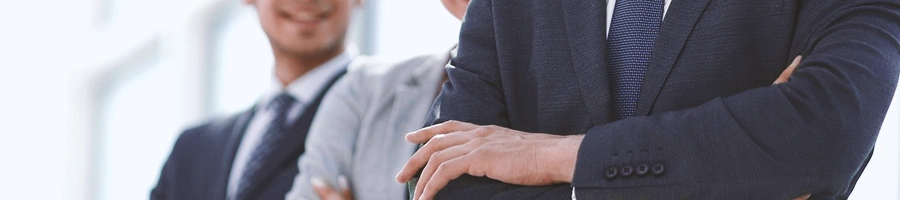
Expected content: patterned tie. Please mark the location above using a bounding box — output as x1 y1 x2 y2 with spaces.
607 0 664 120
236 93 296 199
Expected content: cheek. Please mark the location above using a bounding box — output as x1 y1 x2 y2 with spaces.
323 11 351 37
257 7 284 32
460 1 471 11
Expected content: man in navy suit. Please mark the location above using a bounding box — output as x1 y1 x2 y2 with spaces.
396 0 900 199
151 0 362 199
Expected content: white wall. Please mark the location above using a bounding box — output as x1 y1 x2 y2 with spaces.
371 0 461 61
0 1 92 199
851 83 900 199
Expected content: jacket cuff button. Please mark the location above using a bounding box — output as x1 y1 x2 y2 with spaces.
604 166 619 180
620 165 634 177
636 163 650 176
652 163 666 176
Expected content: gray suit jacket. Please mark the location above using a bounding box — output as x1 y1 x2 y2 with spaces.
285 51 450 200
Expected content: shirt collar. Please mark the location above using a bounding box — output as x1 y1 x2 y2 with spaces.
258 46 355 111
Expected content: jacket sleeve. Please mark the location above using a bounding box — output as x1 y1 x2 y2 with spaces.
425 0 576 199
151 131 191 200
150 155 172 200
572 0 900 199
285 73 365 200
430 0 900 199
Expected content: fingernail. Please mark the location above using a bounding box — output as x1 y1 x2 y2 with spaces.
337 175 349 190
311 176 327 188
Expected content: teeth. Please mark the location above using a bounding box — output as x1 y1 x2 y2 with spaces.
294 12 318 22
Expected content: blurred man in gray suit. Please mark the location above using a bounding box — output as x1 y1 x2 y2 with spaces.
285 0 471 199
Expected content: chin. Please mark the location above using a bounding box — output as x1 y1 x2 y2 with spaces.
288 41 339 56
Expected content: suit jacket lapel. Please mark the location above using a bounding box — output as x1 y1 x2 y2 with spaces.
561 0 613 125
237 69 347 200
636 0 712 115
214 108 256 200
389 53 449 133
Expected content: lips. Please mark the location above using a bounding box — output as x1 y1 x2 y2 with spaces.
279 2 332 24
289 11 323 22
285 9 331 26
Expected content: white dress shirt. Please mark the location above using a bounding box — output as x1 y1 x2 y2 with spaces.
226 49 354 200
572 1 672 199
606 0 672 38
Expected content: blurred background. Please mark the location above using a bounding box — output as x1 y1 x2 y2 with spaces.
0 0 896 200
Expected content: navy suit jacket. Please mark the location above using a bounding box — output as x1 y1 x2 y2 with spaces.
151 70 345 200
425 0 900 199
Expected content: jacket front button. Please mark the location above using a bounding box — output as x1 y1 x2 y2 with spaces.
652 163 666 176
604 166 618 180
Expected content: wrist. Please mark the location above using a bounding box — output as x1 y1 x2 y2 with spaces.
543 134 583 183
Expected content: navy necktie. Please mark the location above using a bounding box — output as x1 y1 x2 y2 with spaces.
236 93 296 199
607 0 664 120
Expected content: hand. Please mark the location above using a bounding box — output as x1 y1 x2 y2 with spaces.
311 175 354 200
395 121 583 200
792 194 811 200
774 56 802 85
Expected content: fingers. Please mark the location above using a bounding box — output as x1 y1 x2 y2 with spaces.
419 156 472 200
413 141 479 200
312 176 354 200
311 177 337 199
774 55 802 85
337 175 354 200
790 194 811 200
405 120 479 143
397 132 474 182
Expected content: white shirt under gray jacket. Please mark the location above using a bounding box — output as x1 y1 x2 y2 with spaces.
285 49 453 200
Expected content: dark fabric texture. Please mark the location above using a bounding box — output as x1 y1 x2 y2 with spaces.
150 69 346 200
423 0 900 199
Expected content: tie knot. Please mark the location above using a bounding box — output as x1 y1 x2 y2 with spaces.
268 93 296 112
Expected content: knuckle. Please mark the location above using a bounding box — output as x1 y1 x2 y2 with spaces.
470 137 487 145
436 161 454 173
425 138 446 151
470 147 487 155
474 127 491 136
467 163 485 177
429 134 445 144
430 150 444 161
445 120 461 127
411 149 431 165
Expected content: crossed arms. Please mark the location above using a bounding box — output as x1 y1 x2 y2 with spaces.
396 0 900 199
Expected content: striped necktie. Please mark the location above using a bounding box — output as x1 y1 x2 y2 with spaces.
236 93 295 199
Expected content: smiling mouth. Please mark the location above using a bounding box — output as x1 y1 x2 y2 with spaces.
286 10 329 23
280 2 333 24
